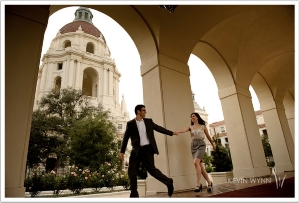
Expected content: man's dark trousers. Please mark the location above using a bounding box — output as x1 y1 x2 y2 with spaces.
128 144 172 197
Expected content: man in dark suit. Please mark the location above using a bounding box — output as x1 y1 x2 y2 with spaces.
120 104 178 198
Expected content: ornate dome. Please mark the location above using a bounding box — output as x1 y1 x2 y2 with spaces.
59 7 106 44
193 101 201 110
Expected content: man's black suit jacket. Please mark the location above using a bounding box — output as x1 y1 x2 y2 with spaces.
120 118 173 155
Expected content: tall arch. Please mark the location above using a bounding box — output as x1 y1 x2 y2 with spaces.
82 67 98 97
53 76 62 94
251 72 294 172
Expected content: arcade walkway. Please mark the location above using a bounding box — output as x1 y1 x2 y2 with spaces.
68 171 295 199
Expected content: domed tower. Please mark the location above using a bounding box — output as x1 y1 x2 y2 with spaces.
35 7 130 134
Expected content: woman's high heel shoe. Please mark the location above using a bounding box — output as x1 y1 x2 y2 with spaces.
207 182 213 192
194 184 202 192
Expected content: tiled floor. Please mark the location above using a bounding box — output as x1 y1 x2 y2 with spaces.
144 171 295 198
60 171 295 198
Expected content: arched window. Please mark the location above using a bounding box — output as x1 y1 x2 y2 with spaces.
64 40 71 48
54 77 61 94
86 42 94 54
82 68 98 97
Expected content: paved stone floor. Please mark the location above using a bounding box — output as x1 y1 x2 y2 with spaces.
144 171 295 198
67 171 294 198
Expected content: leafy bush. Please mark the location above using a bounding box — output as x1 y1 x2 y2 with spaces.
65 166 90 194
24 164 130 196
116 169 130 190
24 166 45 197
89 171 105 192
99 162 118 189
205 165 214 173
267 161 275 167
210 134 233 172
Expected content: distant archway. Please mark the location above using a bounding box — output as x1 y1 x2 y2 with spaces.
82 67 98 97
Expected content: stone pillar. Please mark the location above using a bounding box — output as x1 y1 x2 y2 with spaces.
261 101 294 172
116 77 119 104
75 60 81 89
97 76 101 99
40 63 48 90
108 68 113 95
46 62 54 90
65 59 70 88
283 93 295 141
5 5 49 197
141 54 196 193
103 68 108 95
35 70 42 99
218 85 270 178
62 59 69 88
68 59 75 87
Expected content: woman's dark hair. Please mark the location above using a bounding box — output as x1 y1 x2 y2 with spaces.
135 104 145 115
190 112 206 125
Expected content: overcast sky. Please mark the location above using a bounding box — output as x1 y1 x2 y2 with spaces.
41 6 261 124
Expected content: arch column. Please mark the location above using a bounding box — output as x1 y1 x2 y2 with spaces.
34 70 42 109
116 77 120 104
40 62 48 90
5 5 49 197
75 60 81 89
46 62 54 90
65 59 70 87
103 68 108 95
261 101 294 172
97 76 101 99
62 60 68 88
218 85 270 178
141 53 196 194
283 93 295 141
108 68 113 96
68 59 75 87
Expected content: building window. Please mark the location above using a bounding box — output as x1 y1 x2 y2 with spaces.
79 12 82 18
64 41 71 48
221 126 225 132
86 43 94 54
58 63 63 70
85 12 88 20
118 124 122 130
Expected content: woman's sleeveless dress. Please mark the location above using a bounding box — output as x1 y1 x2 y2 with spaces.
190 125 206 161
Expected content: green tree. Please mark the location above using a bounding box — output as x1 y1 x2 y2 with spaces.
27 88 112 171
210 134 233 172
203 152 213 173
68 113 120 172
261 134 273 157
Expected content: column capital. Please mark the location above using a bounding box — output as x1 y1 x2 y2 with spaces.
218 85 251 100
140 53 189 76
261 101 285 112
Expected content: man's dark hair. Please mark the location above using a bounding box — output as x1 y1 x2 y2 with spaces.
135 104 145 115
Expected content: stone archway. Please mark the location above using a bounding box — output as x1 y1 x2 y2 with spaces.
5 5 295 197
82 67 98 97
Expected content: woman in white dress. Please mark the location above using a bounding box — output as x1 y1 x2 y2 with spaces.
175 112 215 192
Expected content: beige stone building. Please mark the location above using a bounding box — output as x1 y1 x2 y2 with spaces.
5 5 295 197
209 110 274 162
33 7 131 170
209 110 269 148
